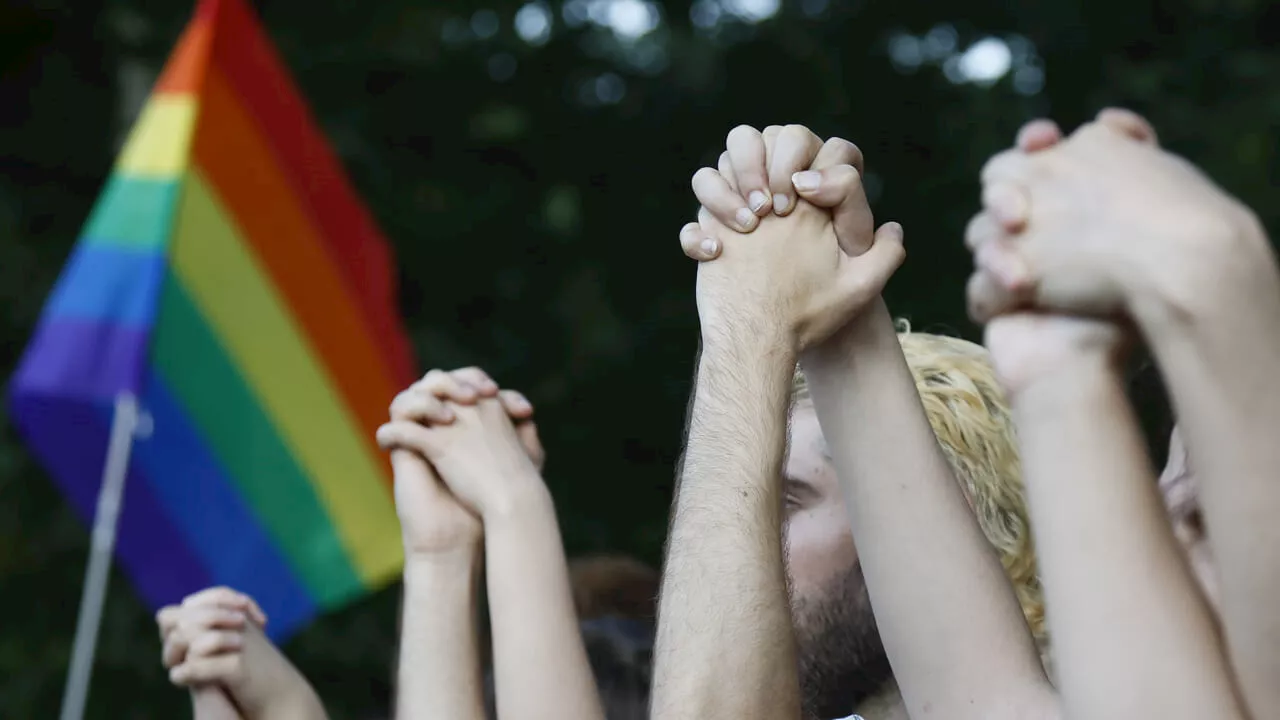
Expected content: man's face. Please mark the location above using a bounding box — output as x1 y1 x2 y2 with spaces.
783 402 891 719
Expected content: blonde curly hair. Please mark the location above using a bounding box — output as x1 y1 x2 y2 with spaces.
794 325 1045 646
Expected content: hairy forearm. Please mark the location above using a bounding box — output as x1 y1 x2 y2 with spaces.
1135 224 1280 718
652 334 799 720
485 484 604 720
802 302 1054 720
397 554 485 720
1014 360 1242 720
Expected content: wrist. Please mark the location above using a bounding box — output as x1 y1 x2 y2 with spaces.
700 310 795 359
1008 350 1121 410
1129 206 1277 336
404 545 480 582
480 476 554 527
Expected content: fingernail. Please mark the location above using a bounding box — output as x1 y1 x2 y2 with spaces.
700 238 719 256
773 194 791 213
735 207 757 230
792 171 821 192
748 190 769 212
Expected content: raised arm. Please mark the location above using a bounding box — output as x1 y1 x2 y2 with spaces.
653 134 902 719
651 319 799 720
689 125 1056 720
972 111 1280 718
378 368 601 720
984 316 1243 720
378 371 488 720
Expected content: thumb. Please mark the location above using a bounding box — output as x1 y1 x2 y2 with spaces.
792 165 875 255
833 222 905 310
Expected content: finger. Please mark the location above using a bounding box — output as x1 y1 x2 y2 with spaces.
498 389 535 420
979 148 1031 186
188 630 245 658
389 449 448 502
389 389 454 424
450 367 500 396
157 606 181 638
833 222 906 310
768 125 824 216
791 164 875 255
1015 119 1063 152
981 182 1030 233
515 421 546 472
725 125 772 215
717 152 739 194
810 137 864 174
761 125 783 168
162 634 190 669
170 656 242 687
974 236 1034 293
1095 107 1158 145
692 166 758 233
964 212 1004 252
180 606 249 633
966 270 1024 324
182 586 253 611
680 220 721 262
410 369 479 405
377 421 441 459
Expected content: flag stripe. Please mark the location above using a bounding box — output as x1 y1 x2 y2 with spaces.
136 369 317 634
194 66 400 442
207 0 416 384
154 16 213 96
44 246 165 327
8 394 212 607
152 277 363 605
81 176 182 251
116 97 198 179
13 318 147 401
170 170 402 586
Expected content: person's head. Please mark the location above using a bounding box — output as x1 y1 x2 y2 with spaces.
568 554 660 621
1158 426 1218 614
784 329 1042 719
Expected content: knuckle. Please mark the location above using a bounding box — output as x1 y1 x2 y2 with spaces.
726 124 759 144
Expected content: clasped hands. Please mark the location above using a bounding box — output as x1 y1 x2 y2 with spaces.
677 124 905 354
680 112 1267 390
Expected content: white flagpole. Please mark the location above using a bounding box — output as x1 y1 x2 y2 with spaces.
59 392 152 720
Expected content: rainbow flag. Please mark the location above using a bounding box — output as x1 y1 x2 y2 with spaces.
7 0 415 640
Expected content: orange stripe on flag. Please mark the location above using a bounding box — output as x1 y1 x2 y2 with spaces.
155 17 214 96
193 66 400 465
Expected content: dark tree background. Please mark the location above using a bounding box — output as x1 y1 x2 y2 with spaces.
0 0 1276 716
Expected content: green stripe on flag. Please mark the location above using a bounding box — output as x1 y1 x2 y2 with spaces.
82 176 182 250
151 275 365 605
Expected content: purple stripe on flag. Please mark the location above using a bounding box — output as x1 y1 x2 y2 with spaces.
9 318 147 403
7 393 211 608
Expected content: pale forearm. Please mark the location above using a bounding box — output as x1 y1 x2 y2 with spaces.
397 554 486 720
485 484 604 720
1135 226 1280 717
1014 361 1242 720
192 687 244 720
803 302 1053 720
652 338 799 720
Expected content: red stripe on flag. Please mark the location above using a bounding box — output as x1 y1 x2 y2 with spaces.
201 0 416 385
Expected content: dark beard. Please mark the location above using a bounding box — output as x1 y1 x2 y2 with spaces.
792 565 892 720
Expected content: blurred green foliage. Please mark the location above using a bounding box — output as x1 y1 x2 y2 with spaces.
1 0 1277 716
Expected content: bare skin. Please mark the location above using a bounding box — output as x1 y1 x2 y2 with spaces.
651 125 903 720
379 368 601 720
970 110 1280 719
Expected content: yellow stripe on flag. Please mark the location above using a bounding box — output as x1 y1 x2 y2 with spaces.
170 170 403 585
117 96 199 179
